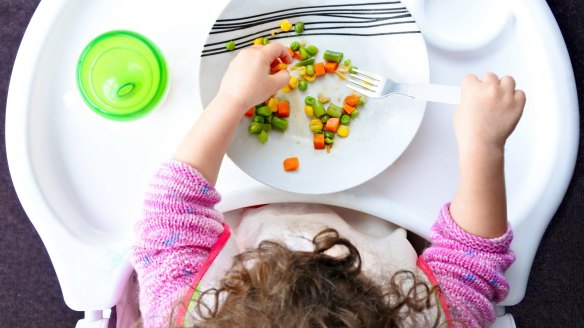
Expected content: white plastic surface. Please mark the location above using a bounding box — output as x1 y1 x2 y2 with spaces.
5 0 579 313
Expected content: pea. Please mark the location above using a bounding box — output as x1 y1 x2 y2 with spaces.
256 105 272 117
262 37 270 45
225 41 236 51
306 65 315 76
350 109 360 118
306 45 319 55
299 47 309 60
290 41 300 51
298 80 308 91
313 129 323 134
253 115 265 123
304 96 316 106
257 130 268 144
358 98 366 107
324 131 335 139
294 22 305 34
248 122 263 134
343 59 351 66
320 114 330 123
340 114 351 125
325 138 334 144
349 66 358 74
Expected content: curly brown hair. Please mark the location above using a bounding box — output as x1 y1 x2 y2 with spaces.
177 228 443 328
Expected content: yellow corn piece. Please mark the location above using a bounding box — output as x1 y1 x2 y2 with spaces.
289 76 299 89
297 66 307 76
337 125 350 137
305 74 316 82
275 63 288 71
304 105 314 117
268 98 278 112
280 20 292 32
271 30 279 37
253 38 263 45
309 119 323 132
281 85 292 93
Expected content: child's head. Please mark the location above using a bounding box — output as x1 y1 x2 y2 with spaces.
181 229 443 327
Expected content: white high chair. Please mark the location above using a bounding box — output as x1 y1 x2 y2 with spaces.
5 0 578 327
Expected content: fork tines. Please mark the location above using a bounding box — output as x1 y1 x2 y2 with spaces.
346 69 382 96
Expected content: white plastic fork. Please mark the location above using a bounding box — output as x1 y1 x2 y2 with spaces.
346 69 461 104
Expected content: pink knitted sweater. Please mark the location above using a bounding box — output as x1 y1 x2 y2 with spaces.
131 161 515 328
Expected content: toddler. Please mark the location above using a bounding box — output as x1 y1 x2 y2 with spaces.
131 42 525 327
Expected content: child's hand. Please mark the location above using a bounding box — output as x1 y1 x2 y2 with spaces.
454 73 526 152
216 42 293 111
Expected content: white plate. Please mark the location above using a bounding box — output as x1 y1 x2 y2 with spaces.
199 0 429 194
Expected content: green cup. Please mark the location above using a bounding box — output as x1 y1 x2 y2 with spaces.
76 30 169 121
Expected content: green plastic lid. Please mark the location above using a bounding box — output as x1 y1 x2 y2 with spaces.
76 30 169 121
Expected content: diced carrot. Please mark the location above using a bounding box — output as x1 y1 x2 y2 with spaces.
245 107 254 117
314 62 326 77
325 117 340 132
293 51 303 60
324 61 338 73
342 103 355 115
286 47 295 58
314 134 325 150
344 95 360 107
283 157 300 171
277 101 290 117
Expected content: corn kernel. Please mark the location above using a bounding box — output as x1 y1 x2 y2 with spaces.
280 20 293 32
276 63 288 71
289 76 299 89
337 125 350 137
304 105 314 117
268 98 278 112
253 38 263 45
297 66 307 76
281 85 292 93
305 74 316 82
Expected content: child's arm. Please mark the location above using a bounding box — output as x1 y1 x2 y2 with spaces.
173 43 292 185
420 73 525 327
131 43 292 327
450 73 525 238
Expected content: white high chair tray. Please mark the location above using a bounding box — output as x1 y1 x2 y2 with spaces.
5 0 579 313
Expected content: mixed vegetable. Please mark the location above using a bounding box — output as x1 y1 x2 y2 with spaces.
229 19 368 169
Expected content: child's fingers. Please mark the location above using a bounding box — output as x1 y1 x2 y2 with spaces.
270 69 291 89
262 42 293 64
500 75 516 91
514 89 526 109
482 72 499 84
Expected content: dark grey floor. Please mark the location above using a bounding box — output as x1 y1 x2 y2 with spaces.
1 1 582 327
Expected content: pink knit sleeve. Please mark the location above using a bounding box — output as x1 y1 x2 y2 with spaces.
130 160 225 328
420 203 515 328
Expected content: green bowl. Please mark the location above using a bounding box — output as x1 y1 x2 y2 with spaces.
76 30 169 121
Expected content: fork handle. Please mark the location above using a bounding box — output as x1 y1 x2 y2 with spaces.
406 83 461 105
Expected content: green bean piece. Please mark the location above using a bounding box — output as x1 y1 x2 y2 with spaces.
298 80 308 91
350 109 360 118
325 138 334 144
306 45 319 55
340 114 351 125
262 37 270 45
225 41 236 51
256 105 272 117
326 103 343 118
324 131 335 140
290 41 300 51
306 65 315 76
294 22 305 34
312 101 326 118
271 117 288 131
304 96 316 106
320 114 330 123
252 115 265 123
295 57 315 67
323 50 344 63
248 122 263 134
258 130 268 144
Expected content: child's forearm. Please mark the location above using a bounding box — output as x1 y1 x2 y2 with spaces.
450 144 508 238
173 96 243 185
